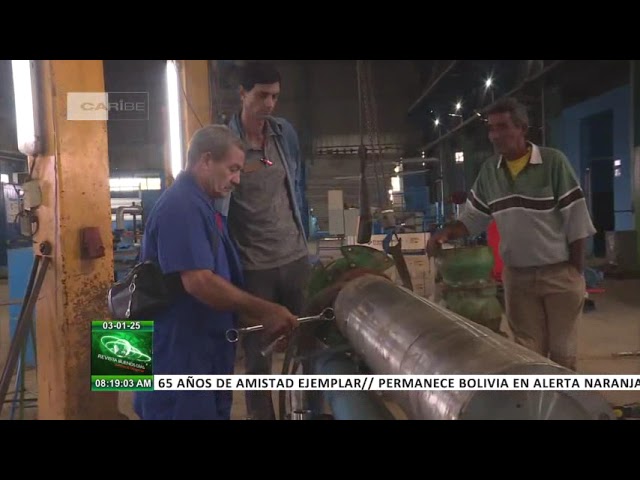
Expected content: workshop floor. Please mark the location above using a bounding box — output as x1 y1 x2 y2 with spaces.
0 277 638 420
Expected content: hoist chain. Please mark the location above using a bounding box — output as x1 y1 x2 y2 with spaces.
365 60 390 209
358 60 384 209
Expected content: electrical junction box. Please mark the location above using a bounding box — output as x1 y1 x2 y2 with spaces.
19 214 34 237
11 172 30 185
22 180 41 210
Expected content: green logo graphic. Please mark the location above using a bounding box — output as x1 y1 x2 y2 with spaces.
100 335 151 363
91 321 153 377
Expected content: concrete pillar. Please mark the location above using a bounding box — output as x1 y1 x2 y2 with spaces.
33 60 123 419
631 61 640 266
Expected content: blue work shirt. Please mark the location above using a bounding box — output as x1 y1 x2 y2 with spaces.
133 171 244 420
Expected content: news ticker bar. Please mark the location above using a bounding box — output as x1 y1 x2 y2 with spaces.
91 374 640 392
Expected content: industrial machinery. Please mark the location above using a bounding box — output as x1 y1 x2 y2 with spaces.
112 202 143 282
280 270 615 421
110 175 164 281
434 245 503 333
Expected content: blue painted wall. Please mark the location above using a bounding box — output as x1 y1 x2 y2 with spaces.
551 85 633 231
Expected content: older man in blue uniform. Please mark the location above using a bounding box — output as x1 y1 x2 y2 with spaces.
134 124 298 420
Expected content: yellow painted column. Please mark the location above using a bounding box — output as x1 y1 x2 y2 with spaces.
32 60 124 419
178 60 213 148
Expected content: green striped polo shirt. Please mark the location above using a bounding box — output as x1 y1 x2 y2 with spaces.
458 143 596 268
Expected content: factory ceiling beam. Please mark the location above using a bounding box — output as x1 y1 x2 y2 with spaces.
407 60 459 116
33 60 123 419
420 60 565 154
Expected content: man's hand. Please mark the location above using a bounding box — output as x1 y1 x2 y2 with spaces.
259 302 299 338
426 221 470 257
427 229 450 257
568 238 586 275
180 269 299 339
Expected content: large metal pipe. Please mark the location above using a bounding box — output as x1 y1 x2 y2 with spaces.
333 275 615 420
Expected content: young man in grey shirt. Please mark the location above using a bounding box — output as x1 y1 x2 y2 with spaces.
216 61 311 419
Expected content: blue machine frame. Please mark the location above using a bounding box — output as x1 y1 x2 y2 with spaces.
7 247 36 367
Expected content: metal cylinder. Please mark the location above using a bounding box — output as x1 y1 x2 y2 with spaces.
334 275 614 420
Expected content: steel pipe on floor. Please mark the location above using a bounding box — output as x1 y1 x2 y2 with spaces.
333 275 615 420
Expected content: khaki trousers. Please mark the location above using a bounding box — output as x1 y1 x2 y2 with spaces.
502 262 585 370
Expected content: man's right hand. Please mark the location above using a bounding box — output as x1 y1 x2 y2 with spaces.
426 221 470 257
260 303 299 338
427 228 450 257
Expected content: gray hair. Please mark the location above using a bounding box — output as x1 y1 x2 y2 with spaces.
186 124 246 168
485 97 529 130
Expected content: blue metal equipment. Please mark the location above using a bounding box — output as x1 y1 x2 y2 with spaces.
312 350 395 420
2 179 38 368
8 247 36 367
110 175 164 281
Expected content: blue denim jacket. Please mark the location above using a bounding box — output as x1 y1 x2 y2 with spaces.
214 113 309 243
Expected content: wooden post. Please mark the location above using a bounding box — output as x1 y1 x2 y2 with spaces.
178 60 213 146
32 60 124 419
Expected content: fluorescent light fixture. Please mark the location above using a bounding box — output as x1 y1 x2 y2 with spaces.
455 151 464 164
12 60 41 156
166 60 184 179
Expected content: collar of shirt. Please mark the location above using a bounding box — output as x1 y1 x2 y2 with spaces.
496 141 542 169
236 114 278 145
174 170 221 215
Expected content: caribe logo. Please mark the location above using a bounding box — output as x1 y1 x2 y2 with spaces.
80 100 145 112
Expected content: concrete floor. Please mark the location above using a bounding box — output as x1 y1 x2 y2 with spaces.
1 277 639 420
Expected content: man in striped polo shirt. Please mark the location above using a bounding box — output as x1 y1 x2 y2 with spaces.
427 97 596 371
